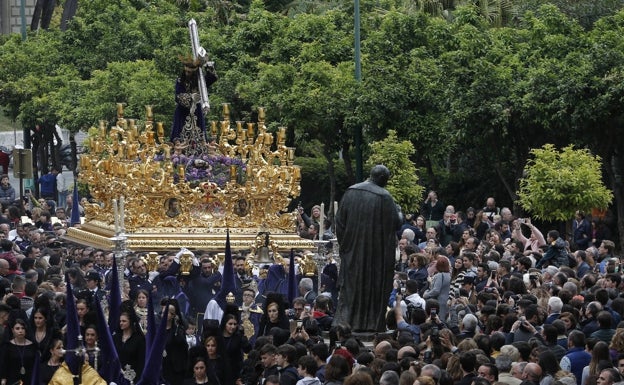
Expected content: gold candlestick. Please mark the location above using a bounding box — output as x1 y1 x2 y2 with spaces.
229 165 238 183
99 120 107 138
145 105 153 120
258 107 265 120
157 122 164 138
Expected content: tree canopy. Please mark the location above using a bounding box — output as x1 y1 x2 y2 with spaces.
517 144 613 222
3 0 624 240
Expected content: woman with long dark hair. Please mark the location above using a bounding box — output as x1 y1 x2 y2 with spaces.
219 311 252 385
40 338 64 385
0 318 38 385
29 306 61 357
113 305 145 381
184 356 211 385
161 298 189 385
188 335 224 385
581 341 610 385
538 349 561 385
258 293 289 336
324 355 352 385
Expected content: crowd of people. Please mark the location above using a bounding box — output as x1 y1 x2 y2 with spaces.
1 183 624 385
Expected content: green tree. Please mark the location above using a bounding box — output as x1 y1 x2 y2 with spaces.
517 144 612 221
366 130 424 214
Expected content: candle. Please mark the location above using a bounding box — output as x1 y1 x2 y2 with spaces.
258 107 265 120
279 127 286 142
112 198 119 233
157 122 164 137
334 201 338 216
211 121 218 137
178 165 185 181
116 103 124 117
145 105 153 119
119 196 125 230
319 203 325 240
222 103 230 117
100 121 107 139
247 123 255 138
230 165 238 183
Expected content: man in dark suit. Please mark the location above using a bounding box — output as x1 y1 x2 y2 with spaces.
299 277 317 306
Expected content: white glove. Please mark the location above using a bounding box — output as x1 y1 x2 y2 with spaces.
174 247 191 264
148 271 159 282
192 256 200 267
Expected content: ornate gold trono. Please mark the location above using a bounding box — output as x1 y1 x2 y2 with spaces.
65 104 315 252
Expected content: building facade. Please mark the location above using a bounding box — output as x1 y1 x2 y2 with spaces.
1 0 36 35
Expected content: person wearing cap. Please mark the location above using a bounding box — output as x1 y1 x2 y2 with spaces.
85 270 106 302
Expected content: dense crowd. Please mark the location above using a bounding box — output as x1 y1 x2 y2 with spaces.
1 181 624 385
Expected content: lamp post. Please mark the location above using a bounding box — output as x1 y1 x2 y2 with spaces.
354 0 363 182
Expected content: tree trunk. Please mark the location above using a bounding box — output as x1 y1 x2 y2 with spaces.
324 143 337 227
341 140 355 186
70 132 78 177
607 151 624 251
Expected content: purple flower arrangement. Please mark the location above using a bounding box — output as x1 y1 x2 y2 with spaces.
166 153 246 188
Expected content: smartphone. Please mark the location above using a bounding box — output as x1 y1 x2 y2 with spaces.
289 319 297 334
24 189 31 195
491 270 497 279
400 287 406 295
304 305 311 313
431 308 437 317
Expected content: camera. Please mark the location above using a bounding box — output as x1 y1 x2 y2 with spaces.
430 308 437 317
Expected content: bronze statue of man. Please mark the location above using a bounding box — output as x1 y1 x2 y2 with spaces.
333 165 402 332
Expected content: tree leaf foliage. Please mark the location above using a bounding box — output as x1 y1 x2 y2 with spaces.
517 144 613 221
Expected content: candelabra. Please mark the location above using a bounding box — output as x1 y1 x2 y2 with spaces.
111 198 130 284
